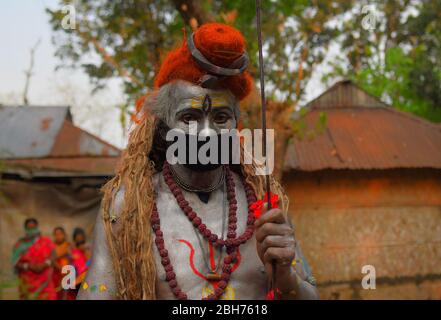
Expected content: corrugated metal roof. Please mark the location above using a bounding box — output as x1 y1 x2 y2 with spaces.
50 120 120 157
0 106 70 159
0 106 121 176
306 79 386 109
284 81 441 171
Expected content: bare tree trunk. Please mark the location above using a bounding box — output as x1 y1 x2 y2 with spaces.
171 0 213 29
23 39 41 106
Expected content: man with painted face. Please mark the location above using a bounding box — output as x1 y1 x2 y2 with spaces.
78 23 318 300
12 218 57 300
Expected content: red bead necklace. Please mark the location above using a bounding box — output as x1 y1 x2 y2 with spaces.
150 162 257 300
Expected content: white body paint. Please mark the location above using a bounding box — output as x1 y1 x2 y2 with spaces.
153 172 268 300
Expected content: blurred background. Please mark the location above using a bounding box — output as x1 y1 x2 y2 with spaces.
0 0 440 299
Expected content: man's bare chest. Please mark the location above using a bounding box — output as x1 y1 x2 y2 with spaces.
153 173 268 300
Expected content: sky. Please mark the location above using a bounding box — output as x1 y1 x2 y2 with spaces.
0 1 329 149
0 0 127 147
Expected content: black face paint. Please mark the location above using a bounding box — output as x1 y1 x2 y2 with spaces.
172 135 238 171
182 134 234 172
154 120 240 172
183 134 222 172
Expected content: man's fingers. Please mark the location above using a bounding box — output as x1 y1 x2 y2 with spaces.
260 235 296 252
255 207 285 228
255 222 292 243
263 247 295 267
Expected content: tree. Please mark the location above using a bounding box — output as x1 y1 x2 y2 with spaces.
47 0 347 177
324 0 441 122
401 0 441 120
46 0 441 182
47 0 349 103
350 46 441 122
47 0 180 99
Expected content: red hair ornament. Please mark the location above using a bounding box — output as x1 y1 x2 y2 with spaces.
154 23 253 101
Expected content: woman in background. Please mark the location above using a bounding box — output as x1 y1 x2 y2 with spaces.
12 218 56 300
71 228 91 297
52 227 72 300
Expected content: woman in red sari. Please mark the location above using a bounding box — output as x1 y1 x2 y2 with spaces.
12 218 57 300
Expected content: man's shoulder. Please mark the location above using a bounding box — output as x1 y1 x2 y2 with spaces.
107 173 160 221
113 172 160 202
107 187 125 222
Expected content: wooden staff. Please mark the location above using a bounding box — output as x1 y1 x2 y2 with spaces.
255 0 277 296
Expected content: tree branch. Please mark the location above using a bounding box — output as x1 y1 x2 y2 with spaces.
171 0 213 30
76 29 142 87
23 39 41 106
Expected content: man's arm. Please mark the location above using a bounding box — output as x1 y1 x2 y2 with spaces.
272 243 319 300
255 206 319 300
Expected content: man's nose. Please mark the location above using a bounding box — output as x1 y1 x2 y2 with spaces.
198 118 217 138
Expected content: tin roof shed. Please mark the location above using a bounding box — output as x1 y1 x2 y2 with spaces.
0 106 120 177
284 80 441 171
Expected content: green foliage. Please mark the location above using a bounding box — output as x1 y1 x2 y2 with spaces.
352 47 441 121
324 0 441 122
47 0 182 101
47 0 440 125
47 0 352 106
219 0 352 103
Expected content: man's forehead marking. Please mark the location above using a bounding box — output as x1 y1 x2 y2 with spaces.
202 94 212 113
189 92 230 109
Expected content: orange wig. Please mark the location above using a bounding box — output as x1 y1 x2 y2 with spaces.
154 23 253 101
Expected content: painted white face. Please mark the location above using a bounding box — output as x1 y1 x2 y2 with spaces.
152 81 241 170
168 83 238 136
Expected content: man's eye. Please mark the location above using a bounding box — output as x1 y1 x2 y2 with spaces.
181 114 197 124
214 113 230 123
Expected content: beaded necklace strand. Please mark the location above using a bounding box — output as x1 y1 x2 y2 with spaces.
151 162 257 300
